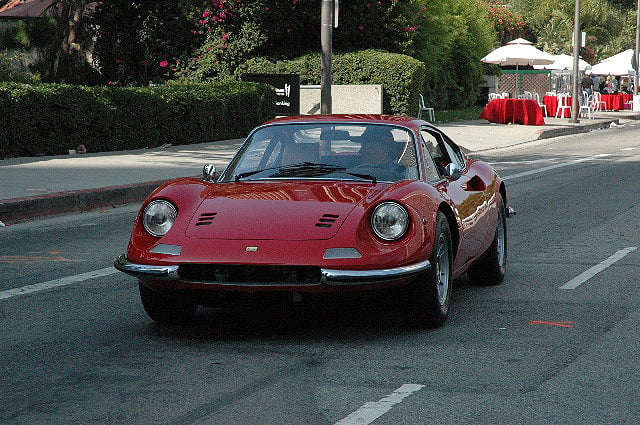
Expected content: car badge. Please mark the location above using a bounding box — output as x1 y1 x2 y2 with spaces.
245 246 258 252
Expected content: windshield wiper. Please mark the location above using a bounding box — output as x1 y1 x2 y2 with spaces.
234 166 281 181
270 162 346 177
235 162 377 183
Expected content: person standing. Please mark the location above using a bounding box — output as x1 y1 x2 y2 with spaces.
581 74 594 96
591 74 600 93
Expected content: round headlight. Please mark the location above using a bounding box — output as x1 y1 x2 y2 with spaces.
371 202 409 241
142 200 177 237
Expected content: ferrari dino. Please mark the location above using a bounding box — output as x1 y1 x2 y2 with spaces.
115 114 514 328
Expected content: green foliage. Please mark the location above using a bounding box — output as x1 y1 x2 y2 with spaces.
88 0 200 85
239 49 426 115
0 81 275 158
0 52 41 84
478 0 534 45
508 0 636 62
14 17 57 48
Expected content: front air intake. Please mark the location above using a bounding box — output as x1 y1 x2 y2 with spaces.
315 214 339 228
196 212 217 226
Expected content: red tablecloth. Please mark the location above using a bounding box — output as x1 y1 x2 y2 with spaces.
543 95 573 118
479 98 545 125
600 94 633 111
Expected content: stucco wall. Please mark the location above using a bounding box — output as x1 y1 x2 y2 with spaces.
300 84 383 114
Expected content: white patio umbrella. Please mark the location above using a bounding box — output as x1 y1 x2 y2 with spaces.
481 38 555 96
588 49 635 76
533 54 591 71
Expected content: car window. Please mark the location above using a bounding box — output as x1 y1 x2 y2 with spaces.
221 123 420 183
420 138 441 182
420 127 465 176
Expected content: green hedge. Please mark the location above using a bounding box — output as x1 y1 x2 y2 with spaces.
0 81 276 159
240 49 426 116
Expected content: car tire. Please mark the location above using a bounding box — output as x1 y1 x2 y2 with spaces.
467 196 507 286
402 212 453 328
138 282 197 325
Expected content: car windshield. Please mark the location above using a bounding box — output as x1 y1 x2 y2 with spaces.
219 123 420 183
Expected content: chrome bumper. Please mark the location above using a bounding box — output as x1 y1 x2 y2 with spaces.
114 255 430 287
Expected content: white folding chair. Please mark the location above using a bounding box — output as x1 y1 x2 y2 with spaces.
555 94 571 118
592 92 606 111
579 92 593 119
417 94 435 121
533 92 547 117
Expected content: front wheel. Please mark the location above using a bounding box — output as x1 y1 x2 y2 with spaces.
401 212 453 328
138 282 198 325
467 196 507 286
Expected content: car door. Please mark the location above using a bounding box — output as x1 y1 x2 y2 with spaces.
420 127 492 268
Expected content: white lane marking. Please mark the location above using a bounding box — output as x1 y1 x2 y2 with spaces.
502 154 609 180
335 384 425 425
560 247 638 290
0 267 117 300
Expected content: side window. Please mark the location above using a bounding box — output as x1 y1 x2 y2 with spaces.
420 130 443 182
440 135 465 171
421 128 465 175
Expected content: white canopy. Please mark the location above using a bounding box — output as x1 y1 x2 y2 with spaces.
533 54 591 71
481 38 555 67
588 49 635 76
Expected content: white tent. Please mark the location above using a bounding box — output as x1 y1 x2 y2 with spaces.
481 38 556 67
533 54 591 71
481 38 555 95
588 49 635 76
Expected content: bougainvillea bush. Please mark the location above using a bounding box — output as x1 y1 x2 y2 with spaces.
477 0 534 45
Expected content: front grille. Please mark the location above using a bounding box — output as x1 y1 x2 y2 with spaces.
178 264 322 285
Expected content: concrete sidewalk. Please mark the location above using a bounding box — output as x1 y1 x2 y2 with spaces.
1 111 638 225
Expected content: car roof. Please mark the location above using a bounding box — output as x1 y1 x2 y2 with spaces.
263 114 431 129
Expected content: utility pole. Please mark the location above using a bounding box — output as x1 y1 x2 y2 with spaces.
635 0 639 95
320 0 333 114
570 0 581 123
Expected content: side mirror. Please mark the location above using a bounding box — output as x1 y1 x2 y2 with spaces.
202 163 217 182
444 163 463 181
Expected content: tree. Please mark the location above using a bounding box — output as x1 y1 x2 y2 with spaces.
87 0 200 85
478 0 534 45
41 0 94 83
508 0 636 62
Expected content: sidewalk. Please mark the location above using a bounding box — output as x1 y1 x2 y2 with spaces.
1 111 638 225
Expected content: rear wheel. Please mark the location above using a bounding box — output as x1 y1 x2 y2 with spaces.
138 282 197 325
467 197 507 286
402 212 453 328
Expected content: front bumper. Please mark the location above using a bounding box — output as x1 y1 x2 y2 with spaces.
114 254 430 287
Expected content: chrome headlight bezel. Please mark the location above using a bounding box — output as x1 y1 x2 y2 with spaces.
142 200 178 238
370 201 410 241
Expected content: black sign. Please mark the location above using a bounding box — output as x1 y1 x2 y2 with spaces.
242 73 300 116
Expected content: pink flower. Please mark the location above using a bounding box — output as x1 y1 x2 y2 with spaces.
202 11 210 18
159 60 169 68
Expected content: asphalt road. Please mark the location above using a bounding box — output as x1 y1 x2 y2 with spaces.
1 123 639 424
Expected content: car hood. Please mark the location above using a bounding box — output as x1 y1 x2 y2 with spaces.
184 181 385 240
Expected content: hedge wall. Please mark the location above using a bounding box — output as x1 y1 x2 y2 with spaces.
240 49 426 116
0 81 276 159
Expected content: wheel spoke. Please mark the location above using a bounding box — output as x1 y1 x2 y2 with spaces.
436 235 450 305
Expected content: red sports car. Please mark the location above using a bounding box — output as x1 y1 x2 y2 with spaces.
115 114 514 328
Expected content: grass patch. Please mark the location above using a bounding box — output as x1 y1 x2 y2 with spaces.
432 106 483 124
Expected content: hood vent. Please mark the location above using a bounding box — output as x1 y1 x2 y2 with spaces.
196 212 217 226
316 214 339 228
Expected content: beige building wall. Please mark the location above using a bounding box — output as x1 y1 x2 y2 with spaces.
300 85 383 114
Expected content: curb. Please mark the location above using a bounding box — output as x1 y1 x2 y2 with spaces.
0 180 167 224
536 119 619 140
